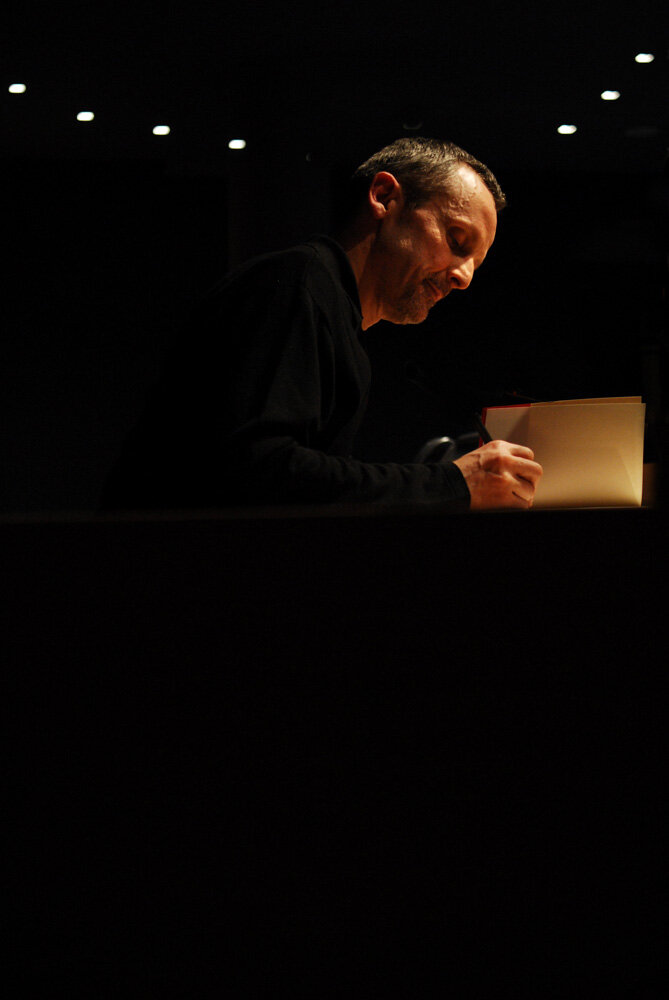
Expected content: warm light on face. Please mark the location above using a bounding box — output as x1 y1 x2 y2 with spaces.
600 90 620 101
557 124 577 134
152 125 171 135
9 83 27 94
228 139 247 150
76 111 95 121
634 53 654 63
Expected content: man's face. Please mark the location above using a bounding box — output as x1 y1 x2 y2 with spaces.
371 164 498 325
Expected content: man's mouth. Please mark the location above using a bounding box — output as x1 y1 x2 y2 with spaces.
425 278 445 302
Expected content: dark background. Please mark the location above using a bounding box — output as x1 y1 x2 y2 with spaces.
2 0 667 511
4 6 668 991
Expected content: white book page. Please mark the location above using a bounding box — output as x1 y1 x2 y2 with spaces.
484 401 645 508
482 405 531 444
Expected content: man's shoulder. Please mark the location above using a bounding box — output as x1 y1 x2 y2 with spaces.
228 236 339 280
215 236 359 312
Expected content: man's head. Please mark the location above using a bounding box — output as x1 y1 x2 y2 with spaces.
339 137 505 329
348 136 506 217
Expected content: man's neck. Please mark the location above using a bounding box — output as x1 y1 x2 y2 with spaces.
338 229 380 330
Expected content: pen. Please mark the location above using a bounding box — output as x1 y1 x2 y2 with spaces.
474 412 492 444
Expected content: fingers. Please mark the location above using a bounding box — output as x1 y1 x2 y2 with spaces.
511 491 533 509
504 443 536 462
454 440 543 511
480 442 543 481
508 465 541 504
485 444 542 507
511 477 536 506
480 439 534 461
510 456 543 485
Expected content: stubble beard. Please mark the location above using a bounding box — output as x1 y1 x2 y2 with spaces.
386 281 433 325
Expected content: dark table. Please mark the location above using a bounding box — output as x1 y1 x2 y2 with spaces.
4 505 667 994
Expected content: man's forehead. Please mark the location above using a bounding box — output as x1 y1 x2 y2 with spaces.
437 170 497 244
439 166 496 216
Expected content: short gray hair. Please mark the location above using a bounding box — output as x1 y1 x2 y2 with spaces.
348 136 506 216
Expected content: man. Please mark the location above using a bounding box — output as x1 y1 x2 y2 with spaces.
101 137 542 511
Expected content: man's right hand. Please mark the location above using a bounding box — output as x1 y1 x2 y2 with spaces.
454 440 543 510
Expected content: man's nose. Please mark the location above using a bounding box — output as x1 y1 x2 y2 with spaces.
450 257 475 290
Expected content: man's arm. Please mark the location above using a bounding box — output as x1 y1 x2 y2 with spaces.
222 428 472 506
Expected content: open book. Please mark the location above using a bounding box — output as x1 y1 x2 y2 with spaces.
482 397 646 508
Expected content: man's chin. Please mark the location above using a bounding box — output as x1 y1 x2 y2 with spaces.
402 307 431 326
387 300 431 325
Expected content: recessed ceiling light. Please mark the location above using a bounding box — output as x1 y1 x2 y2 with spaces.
152 125 171 136
600 90 621 101
557 124 577 134
76 111 95 122
634 53 654 63
8 83 26 94
228 139 247 150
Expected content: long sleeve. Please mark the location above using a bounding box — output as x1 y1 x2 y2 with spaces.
101 238 471 511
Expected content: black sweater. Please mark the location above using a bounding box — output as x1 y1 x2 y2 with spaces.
101 236 470 510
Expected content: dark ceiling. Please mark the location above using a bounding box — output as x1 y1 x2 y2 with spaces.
3 0 668 176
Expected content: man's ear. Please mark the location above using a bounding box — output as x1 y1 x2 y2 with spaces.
368 171 403 219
